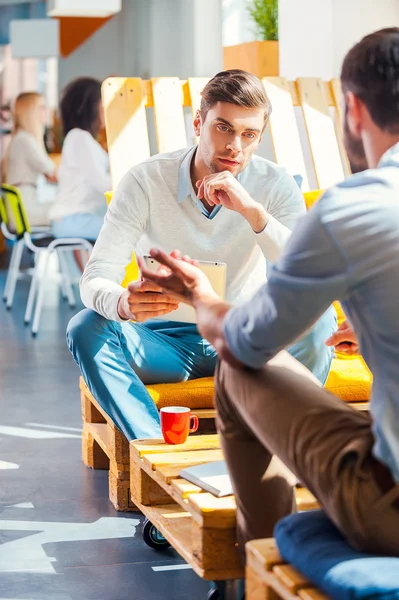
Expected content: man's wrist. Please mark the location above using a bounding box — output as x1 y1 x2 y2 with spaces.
192 289 220 312
239 202 269 233
117 291 130 321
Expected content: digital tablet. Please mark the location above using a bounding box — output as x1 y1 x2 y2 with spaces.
142 256 227 324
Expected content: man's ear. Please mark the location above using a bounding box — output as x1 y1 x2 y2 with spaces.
345 91 362 135
193 110 201 137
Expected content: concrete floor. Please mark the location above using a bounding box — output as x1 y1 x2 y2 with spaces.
0 246 211 600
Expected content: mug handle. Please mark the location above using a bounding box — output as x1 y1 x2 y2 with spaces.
190 415 199 433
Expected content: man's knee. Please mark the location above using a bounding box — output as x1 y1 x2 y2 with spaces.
67 309 113 358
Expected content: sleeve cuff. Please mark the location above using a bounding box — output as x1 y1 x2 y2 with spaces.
222 306 268 369
104 283 129 322
255 215 291 263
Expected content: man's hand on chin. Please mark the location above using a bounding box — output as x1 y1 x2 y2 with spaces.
196 170 269 233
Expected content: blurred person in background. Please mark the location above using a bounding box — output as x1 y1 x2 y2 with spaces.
5 92 58 227
49 77 111 241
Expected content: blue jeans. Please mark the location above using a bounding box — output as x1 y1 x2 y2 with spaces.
67 306 336 441
51 213 105 240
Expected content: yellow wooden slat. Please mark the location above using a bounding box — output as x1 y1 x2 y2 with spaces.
193 408 216 419
187 492 236 528
187 77 210 118
329 78 351 175
85 422 108 456
102 77 150 188
246 538 283 573
295 487 319 511
144 449 223 472
273 564 311 594
130 434 220 458
155 452 224 484
263 77 309 191
296 77 345 188
170 477 204 499
351 401 369 411
299 588 330 600
151 77 188 153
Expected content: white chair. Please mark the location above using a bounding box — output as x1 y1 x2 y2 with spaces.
1 184 93 335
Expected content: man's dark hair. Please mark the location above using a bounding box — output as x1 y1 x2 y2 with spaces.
341 28 399 133
200 69 271 128
60 77 102 137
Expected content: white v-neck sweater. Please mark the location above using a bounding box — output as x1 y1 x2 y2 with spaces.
80 147 305 322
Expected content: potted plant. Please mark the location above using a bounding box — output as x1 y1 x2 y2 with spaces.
223 0 279 78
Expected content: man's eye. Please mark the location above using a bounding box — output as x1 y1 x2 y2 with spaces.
245 133 256 139
217 125 230 132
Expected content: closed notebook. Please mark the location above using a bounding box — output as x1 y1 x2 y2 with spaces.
179 460 233 498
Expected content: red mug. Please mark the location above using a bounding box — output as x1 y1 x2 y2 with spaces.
160 406 199 445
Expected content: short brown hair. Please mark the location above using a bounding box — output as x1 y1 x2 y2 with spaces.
341 28 399 133
200 69 271 127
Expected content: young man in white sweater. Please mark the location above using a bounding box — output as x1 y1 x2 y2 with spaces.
67 69 336 440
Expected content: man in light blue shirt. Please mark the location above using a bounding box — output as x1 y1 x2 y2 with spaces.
140 28 399 556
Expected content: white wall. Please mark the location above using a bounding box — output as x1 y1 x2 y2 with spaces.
332 0 399 76
279 0 334 79
279 0 399 80
59 0 223 90
222 0 255 47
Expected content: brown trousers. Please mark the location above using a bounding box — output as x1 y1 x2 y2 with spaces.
214 351 399 556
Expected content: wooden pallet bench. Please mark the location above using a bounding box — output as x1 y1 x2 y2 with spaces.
246 538 329 599
129 434 319 582
81 374 369 513
80 377 216 511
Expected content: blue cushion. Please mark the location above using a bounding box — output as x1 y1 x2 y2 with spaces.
274 511 399 600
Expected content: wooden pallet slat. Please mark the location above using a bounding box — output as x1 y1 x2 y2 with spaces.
131 433 220 458
187 77 210 115
81 379 136 511
102 77 151 188
295 487 319 511
299 589 330 600
129 436 243 581
296 77 345 189
246 539 331 600
188 492 236 529
151 77 188 154
81 377 218 511
144 448 223 472
263 77 309 191
170 478 204 498
273 564 311 594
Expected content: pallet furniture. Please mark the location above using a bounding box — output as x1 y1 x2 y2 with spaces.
80 377 216 511
101 76 348 191
246 538 329 599
78 75 371 515
81 373 370 513
129 434 318 582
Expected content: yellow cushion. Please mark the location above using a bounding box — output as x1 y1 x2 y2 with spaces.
145 377 215 409
325 355 372 402
303 189 325 210
333 301 346 327
105 190 138 287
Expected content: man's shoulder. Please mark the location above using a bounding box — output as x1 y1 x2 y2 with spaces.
249 154 290 176
317 168 399 233
127 147 190 180
242 154 297 187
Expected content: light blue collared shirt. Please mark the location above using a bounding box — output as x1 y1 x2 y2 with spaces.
178 146 245 220
224 142 399 481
